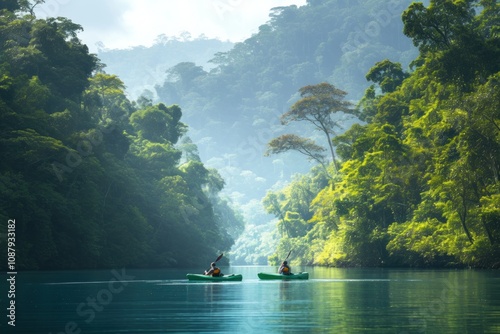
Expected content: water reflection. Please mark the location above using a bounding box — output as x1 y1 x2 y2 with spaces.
5 267 500 333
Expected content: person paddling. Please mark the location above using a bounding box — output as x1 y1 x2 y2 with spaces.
205 262 223 277
278 260 291 275
278 251 292 275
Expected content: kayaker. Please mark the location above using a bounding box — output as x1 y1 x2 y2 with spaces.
204 262 222 277
278 261 291 275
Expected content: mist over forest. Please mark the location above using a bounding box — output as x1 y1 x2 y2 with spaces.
1 0 499 270
99 0 419 214
97 0 420 264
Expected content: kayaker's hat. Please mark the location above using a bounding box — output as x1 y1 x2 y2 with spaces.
211 262 216 267
283 261 288 265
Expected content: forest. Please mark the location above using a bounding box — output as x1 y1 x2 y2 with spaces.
262 0 500 268
146 0 421 263
0 0 244 269
152 0 419 205
1 0 499 270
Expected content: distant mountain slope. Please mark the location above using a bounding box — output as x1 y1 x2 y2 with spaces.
98 0 419 220
97 35 233 99
154 0 418 204
92 0 423 265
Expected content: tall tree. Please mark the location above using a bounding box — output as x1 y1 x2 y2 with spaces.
365 59 409 94
402 0 475 52
267 82 355 172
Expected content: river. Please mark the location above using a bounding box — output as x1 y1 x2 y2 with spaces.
2 266 499 333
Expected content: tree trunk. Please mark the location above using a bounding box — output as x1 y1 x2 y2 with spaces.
458 196 474 244
321 123 339 171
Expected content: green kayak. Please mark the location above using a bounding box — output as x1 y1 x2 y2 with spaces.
186 273 243 281
257 272 309 280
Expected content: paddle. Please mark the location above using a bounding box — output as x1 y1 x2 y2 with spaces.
214 253 223 263
284 250 291 262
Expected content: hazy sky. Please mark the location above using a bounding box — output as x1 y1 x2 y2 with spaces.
35 0 307 52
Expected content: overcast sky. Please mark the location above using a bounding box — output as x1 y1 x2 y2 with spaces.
35 0 307 52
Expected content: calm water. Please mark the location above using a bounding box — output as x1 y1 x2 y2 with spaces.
1 266 499 333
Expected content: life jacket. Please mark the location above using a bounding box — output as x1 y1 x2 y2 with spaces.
282 266 289 273
212 268 221 276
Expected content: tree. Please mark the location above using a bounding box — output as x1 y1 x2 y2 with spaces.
263 181 312 239
267 82 355 172
30 17 97 100
157 62 207 102
365 59 409 94
0 0 20 11
130 103 186 143
83 73 133 129
178 136 201 162
476 0 500 39
402 0 475 52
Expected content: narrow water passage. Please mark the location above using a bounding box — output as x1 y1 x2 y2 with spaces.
3 266 499 333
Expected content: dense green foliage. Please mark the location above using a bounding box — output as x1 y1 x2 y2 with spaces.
266 0 500 268
0 4 243 270
2 0 498 270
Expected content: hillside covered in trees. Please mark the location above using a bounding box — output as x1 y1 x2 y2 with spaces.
0 0 243 270
263 0 500 268
79 0 425 265
97 34 234 100
152 1 419 210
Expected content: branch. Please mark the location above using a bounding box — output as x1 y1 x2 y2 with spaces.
265 134 331 175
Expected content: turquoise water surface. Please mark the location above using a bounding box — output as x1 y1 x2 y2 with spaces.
2 266 499 333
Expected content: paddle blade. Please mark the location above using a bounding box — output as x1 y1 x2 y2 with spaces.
215 253 223 263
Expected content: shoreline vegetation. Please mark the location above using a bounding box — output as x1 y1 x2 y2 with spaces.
1 1 499 270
